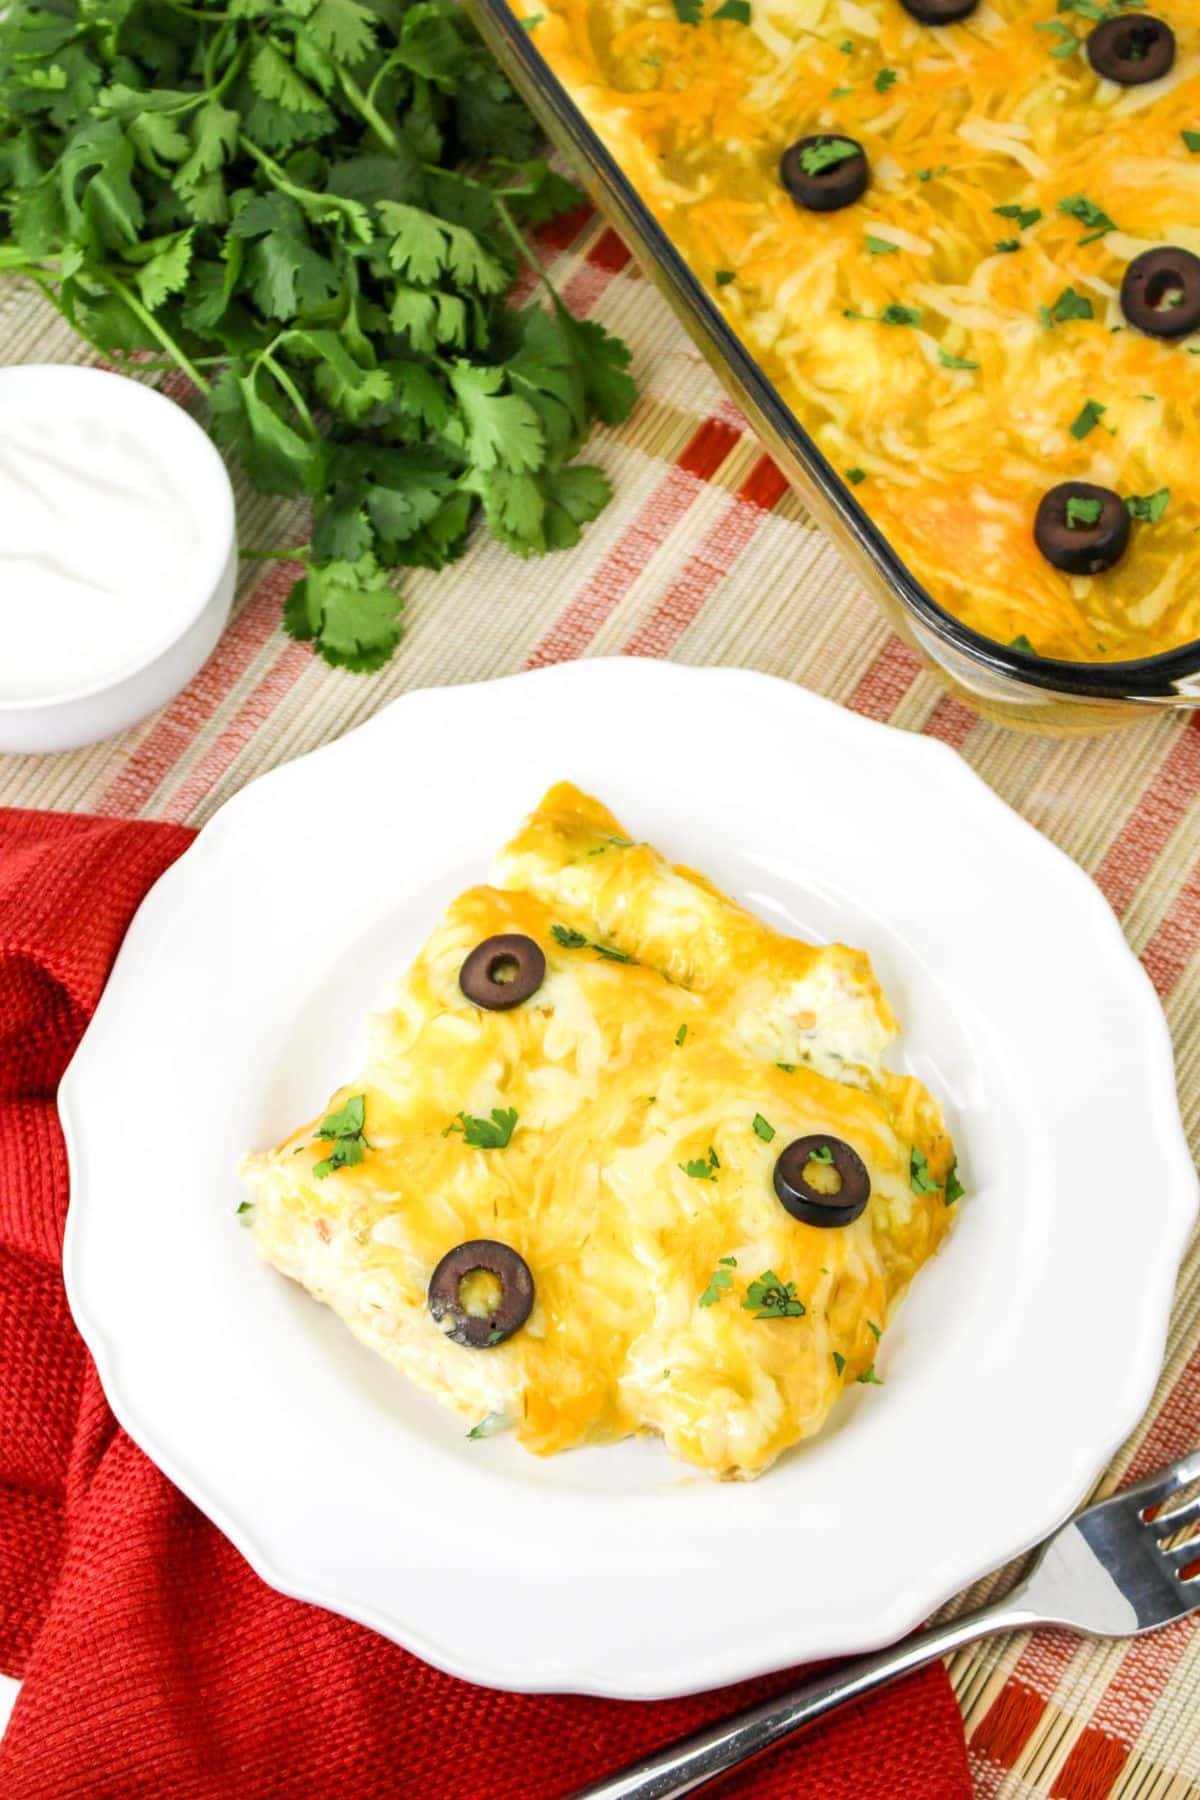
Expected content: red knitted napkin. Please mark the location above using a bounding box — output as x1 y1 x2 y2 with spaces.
0 805 972 1799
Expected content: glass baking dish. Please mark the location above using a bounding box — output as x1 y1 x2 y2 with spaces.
465 0 1200 732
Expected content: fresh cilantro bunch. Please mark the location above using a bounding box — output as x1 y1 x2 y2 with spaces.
0 0 636 670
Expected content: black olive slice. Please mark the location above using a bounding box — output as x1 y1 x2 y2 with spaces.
1120 247 1200 341
1086 15 1175 85
780 136 868 213
900 0 978 21
428 1240 534 1348
1034 482 1130 576
774 1136 870 1228
459 933 546 1011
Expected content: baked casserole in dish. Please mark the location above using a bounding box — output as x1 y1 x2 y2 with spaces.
242 783 960 1480
471 0 1200 718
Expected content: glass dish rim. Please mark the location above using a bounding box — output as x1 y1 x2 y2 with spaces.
473 0 1200 706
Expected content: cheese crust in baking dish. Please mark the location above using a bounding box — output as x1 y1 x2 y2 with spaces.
243 783 959 1479
511 0 1199 663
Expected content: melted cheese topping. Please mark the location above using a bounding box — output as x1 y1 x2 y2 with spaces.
513 0 1200 663
244 783 957 1479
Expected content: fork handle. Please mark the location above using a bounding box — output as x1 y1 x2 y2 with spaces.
569 1596 1042 1800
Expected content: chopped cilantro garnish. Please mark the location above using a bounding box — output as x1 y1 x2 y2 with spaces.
443 1107 518 1149
879 304 921 326
1009 634 1037 653
1185 130 1200 153
312 1094 370 1179
672 0 703 21
680 1145 720 1181
698 1266 733 1306
752 1113 776 1143
552 922 630 961
867 1319 882 1340
858 1365 884 1385
1066 496 1103 528
846 467 867 485
712 0 751 18
874 67 897 93
1058 193 1116 244
675 1022 688 1045
808 1144 835 1165
1126 488 1170 523
831 85 853 97
519 12 544 27
833 1351 846 1374
776 1062 796 1073
994 203 1042 230
715 269 736 286
865 234 898 255
719 1255 738 1266
1070 398 1107 441
840 37 854 51
994 239 1021 254
743 1270 806 1319
1036 18 1081 57
938 349 979 370
1043 286 1095 326
916 164 948 182
798 137 860 177
945 1159 965 1205
909 1146 940 1195
236 1200 254 1225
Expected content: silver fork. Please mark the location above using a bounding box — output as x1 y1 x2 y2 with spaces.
570 1449 1200 1800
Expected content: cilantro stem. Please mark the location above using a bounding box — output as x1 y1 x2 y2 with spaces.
239 545 310 561
491 194 553 295
237 136 371 239
336 67 400 153
257 350 317 439
103 274 214 395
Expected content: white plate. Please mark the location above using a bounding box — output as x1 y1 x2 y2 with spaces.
62 661 1197 1699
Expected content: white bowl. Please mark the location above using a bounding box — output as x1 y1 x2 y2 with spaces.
0 365 236 755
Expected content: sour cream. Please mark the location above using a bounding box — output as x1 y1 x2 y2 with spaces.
0 365 236 753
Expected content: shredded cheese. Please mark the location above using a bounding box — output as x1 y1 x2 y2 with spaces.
517 0 1200 661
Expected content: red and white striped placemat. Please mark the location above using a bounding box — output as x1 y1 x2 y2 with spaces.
2 205 1199 1799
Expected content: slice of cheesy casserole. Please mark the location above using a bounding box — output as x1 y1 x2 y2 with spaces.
243 783 960 1479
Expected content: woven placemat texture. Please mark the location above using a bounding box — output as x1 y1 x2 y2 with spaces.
2 204 1199 1799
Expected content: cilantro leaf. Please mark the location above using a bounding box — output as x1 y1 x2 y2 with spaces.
1066 496 1103 527
283 555 403 671
1069 398 1107 441
444 1107 518 1149
752 1113 776 1142
945 1159 965 1205
1044 286 1095 325
1125 488 1170 523
312 1092 370 1177
743 1270 806 1319
1058 193 1116 243
798 137 859 177
680 1145 720 1181
909 1147 940 1195
698 1267 733 1306
552 924 588 948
